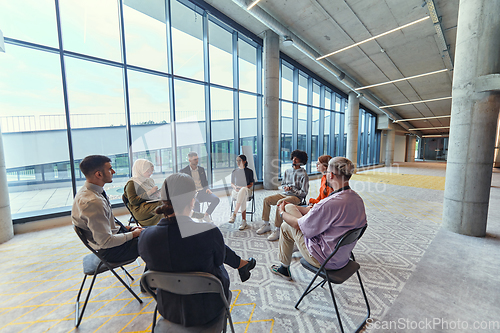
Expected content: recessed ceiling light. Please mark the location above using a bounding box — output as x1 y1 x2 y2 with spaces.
380 96 452 109
356 69 448 91
247 0 263 10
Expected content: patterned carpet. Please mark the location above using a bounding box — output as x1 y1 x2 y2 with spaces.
0 171 445 333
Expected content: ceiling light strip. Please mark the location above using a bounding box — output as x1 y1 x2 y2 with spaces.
422 134 449 137
317 16 430 60
356 69 448 90
393 115 451 123
408 126 450 131
380 96 452 109
247 0 263 10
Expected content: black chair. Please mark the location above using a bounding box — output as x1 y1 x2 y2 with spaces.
230 182 256 221
295 225 370 333
122 194 139 226
141 271 235 333
73 226 142 327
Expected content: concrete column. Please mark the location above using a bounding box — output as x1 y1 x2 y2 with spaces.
443 0 500 236
263 30 280 189
406 136 416 162
346 92 359 168
385 127 395 166
0 128 14 244
379 130 387 164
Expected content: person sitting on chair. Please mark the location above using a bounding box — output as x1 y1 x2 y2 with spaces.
72 155 143 263
270 157 367 280
123 159 162 226
138 173 256 327
228 154 254 231
257 149 309 242
180 151 219 222
308 155 333 206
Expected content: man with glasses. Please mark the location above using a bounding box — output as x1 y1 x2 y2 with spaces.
270 157 367 280
180 151 220 222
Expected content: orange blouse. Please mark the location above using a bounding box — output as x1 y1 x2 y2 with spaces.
308 174 333 205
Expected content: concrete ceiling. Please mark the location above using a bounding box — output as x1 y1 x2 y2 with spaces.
204 0 459 135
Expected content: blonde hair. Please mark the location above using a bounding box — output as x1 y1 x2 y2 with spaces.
328 157 355 180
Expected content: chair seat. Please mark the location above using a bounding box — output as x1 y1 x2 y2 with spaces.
300 257 360 284
155 309 226 333
82 253 135 275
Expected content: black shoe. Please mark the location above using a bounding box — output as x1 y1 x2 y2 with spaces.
238 258 256 282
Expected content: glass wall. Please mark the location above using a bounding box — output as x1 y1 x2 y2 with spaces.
0 0 262 220
357 109 380 167
279 59 348 175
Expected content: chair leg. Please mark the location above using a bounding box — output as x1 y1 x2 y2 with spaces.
354 270 371 333
75 274 98 327
226 309 235 333
121 266 135 282
152 304 158 333
326 278 345 333
295 270 323 309
107 266 143 304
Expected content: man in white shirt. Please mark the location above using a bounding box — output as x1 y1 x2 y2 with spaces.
72 155 143 262
179 152 220 222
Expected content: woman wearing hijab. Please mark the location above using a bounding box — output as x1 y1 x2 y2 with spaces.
308 155 333 206
123 159 162 226
138 173 256 327
228 155 254 230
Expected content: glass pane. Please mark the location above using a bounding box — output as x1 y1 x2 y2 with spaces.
238 39 257 92
324 111 331 155
0 0 58 47
311 108 320 170
174 79 205 122
239 93 257 174
325 90 332 110
209 21 233 87
335 95 341 111
298 105 307 154
312 83 320 107
171 0 204 80
60 0 122 62
65 57 129 200
128 69 172 181
335 113 342 156
0 45 69 216
123 0 168 72
280 101 293 175
281 64 293 101
174 79 208 172
211 87 234 182
298 74 307 104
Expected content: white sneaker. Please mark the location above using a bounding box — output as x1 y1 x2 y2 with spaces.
256 223 271 234
239 220 247 230
203 215 213 223
228 215 236 223
267 229 280 241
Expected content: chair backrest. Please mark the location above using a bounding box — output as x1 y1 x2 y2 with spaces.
122 194 139 223
320 224 367 270
141 271 230 308
74 225 107 261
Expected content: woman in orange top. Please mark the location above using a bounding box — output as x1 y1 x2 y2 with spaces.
308 155 333 206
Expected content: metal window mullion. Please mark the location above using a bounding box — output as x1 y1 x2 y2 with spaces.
330 110 336 156
371 116 377 165
339 98 346 156
54 0 76 197
357 109 362 166
117 0 134 175
292 69 298 152
233 32 239 158
165 0 178 172
318 86 325 157
203 11 213 185
306 78 313 173
256 44 263 181
278 58 283 172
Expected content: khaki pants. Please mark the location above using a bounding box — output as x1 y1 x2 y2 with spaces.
261 194 301 228
278 204 321 267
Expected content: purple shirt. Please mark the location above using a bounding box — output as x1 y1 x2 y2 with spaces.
297 189 367 269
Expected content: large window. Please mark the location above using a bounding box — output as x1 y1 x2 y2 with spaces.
0 0 263 221
357 109 380 167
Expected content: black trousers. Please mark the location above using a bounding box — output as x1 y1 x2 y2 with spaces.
100 225 139 263
224 245 241 269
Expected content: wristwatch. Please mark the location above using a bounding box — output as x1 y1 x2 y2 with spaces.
279 211 284 219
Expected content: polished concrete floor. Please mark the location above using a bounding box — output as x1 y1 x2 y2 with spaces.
1 162 499 332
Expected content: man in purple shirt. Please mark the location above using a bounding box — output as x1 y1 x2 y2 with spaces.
270 157 367 280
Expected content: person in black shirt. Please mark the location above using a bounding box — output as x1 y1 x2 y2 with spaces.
138 173 256 327
228 155 254 230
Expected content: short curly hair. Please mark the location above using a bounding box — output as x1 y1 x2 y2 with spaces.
291 149 308 165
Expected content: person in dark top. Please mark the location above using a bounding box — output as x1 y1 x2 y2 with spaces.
138 173 256 327
179 151 219 222
228 155 254 230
